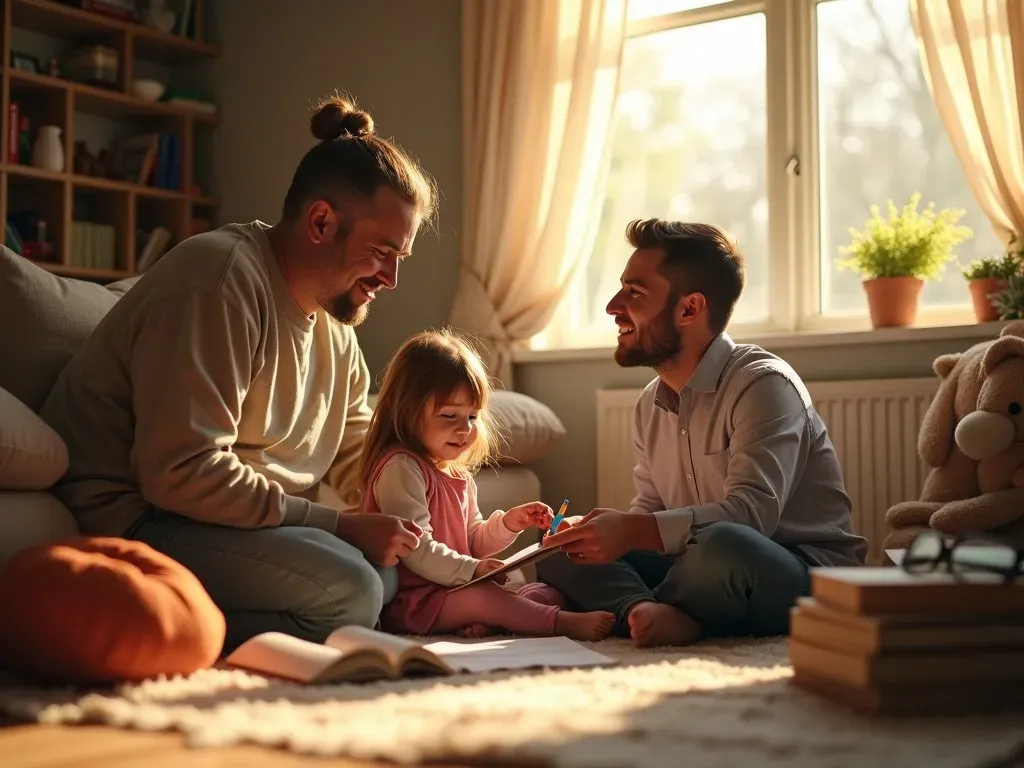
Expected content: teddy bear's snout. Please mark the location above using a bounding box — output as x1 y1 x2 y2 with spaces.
955 410 1016 461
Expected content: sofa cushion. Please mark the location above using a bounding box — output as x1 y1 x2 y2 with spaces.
0 247 139 412
0 385 68 490
490 390 566 464
0 492 78 568
0 537 226 683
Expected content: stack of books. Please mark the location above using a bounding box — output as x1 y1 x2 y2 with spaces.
788 567 1024 715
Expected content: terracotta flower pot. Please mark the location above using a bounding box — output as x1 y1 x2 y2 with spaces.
862 277 923 328
968 277 1006 322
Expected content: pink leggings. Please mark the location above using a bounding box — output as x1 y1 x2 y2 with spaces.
430 581 567 636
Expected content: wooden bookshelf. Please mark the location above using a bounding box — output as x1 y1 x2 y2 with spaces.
1 0 219 280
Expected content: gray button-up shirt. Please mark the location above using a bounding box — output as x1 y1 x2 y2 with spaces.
631 333 867 567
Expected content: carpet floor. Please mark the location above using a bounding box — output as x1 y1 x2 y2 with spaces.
0 637 1021 768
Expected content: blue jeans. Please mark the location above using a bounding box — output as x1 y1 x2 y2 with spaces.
125 509 398 655
536 521 811 638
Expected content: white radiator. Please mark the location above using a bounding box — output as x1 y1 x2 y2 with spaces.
595 378 940 565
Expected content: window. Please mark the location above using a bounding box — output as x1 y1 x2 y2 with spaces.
816 0 1000 316
537 0 1001 350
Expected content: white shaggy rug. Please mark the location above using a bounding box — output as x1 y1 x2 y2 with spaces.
1 637 1022 768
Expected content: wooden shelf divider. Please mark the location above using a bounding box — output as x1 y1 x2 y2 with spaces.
2 0 218 281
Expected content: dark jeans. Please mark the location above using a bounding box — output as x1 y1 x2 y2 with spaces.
125 509 398 655
537 521 811 638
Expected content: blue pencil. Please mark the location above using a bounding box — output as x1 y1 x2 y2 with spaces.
549 498 569 536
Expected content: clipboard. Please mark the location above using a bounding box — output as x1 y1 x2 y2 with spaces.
448 541 562 592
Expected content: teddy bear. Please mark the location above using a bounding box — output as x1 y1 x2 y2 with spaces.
883 321 1024 551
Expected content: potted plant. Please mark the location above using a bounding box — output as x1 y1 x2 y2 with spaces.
961 248 1023 322
991 273 1024 320
836 193 973 328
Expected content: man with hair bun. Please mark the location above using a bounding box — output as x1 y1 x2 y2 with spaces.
41 93 438 653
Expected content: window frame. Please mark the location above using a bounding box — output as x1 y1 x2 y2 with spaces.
533 0 976 352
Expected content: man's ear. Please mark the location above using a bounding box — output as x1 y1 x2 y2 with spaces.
305 200 335 245
677 292 706 327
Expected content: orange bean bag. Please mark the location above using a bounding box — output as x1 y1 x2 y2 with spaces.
0 537 225 683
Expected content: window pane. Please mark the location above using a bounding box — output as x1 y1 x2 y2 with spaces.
580 13 768 333
628 0 732 20
817 0 1001 314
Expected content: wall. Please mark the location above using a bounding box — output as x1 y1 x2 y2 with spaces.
515 329 997 514
197 0 463 379
197 1 991 521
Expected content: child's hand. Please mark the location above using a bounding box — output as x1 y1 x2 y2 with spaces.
503 501 554 532
473 558 508 584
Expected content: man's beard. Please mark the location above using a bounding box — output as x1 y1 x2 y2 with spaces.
614 304 683 370
318 223 368 325
322 289 369 326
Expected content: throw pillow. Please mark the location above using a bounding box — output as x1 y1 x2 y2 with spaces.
0 492 78 568
0 247 140 411
0 385 68 490
0 537 226 683
490 390 566 465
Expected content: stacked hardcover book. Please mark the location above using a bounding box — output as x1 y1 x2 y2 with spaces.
788 567 1024 714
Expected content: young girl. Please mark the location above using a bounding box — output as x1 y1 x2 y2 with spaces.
360 329 615 641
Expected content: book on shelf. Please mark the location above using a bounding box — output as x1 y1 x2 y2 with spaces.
71 221 116 269
111 133 159 186
136 226 172 272
224 624 617 684
448 541 562 592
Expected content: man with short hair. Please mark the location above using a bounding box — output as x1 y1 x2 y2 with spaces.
41 95 433 653
539 219 867 647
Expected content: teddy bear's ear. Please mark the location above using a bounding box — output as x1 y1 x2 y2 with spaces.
919 353 964 467
933 352 961 379
1000 320 1024 339
983 334 1024 373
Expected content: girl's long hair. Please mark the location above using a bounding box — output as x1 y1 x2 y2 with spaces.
359 328 504 486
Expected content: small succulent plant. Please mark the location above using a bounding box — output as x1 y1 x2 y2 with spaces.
991 273 1024 320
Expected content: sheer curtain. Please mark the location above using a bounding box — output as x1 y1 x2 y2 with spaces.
911 0 1024 246
450 0 627 387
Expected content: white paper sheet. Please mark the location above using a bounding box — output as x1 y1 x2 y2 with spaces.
422 636 617 673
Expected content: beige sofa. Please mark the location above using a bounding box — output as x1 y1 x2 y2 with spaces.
0 246 566 567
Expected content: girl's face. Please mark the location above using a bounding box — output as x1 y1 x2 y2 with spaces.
419 386 479 464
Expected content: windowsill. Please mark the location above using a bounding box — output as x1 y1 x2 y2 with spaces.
512 319 1012 364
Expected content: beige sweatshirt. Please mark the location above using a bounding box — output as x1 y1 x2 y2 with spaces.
41 221 370 537
372 453 518 586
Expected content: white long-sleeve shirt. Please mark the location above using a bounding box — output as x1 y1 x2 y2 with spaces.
371 453 519 586
631 332 867 567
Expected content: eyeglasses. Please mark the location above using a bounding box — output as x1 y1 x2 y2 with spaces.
902 530 1024 583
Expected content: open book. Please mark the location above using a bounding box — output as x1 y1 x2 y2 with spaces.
224 625 616 684
449 541 562 592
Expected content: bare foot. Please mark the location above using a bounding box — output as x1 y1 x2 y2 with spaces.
554 610 615 641
457 622 493 638
627 601 701 647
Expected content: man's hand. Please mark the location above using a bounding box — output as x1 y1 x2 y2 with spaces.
542 508 663 564
335 513 422 567
542 514 584 538
473 557 508 584
503 501 554 532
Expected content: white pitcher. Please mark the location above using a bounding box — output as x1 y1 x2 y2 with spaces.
32 125 65 172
